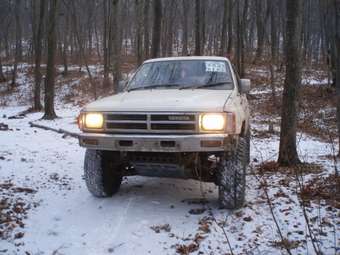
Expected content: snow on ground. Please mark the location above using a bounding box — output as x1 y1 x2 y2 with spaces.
1 108 339 255
1 66 339 254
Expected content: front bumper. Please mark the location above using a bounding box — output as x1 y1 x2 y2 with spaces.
79 133 237 152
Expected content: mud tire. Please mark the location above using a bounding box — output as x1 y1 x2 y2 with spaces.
218 136 248 209
84 150 122 197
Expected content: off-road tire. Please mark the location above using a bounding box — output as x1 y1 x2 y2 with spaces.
218 136 248 209
245 129 250 165
84 149 122 197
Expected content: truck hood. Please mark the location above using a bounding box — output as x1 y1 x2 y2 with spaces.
83 89 233 112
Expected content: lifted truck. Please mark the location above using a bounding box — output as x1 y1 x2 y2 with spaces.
78 56 250 209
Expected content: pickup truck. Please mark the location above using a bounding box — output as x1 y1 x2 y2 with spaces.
78 56 250 209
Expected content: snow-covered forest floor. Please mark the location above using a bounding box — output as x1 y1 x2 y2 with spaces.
0 63 339 255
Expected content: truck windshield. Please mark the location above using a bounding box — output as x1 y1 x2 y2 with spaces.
127 60 234 91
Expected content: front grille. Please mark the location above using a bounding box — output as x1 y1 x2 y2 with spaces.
107 114 147 121
104 112 197 133
106 123 147 130
151 123 195 130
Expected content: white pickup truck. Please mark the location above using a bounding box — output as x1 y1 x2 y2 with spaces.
78 56 250 209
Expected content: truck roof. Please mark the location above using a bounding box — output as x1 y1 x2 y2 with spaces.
144 56 230 64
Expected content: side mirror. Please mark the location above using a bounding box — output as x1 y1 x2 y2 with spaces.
240 79 251 94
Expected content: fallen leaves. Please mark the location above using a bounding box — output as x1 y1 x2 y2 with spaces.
176 242 199 255
198 222 210 233
257 161 279 174
176 233 207 255
256 161 323 175
243 216 253 222
0 123 9 131
150 224 171 233
0 181 37 241
188 208 206 215
271 238 301 250
300 174 340 207
11 187 36 194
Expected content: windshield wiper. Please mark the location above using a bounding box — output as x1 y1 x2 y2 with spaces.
181 81 232 90
128 83 181 92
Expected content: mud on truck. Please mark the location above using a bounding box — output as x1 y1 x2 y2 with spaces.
78 56 251 209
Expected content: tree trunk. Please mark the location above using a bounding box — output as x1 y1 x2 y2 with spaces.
220 0 228 56
11 0 23 86
94 14 101 60
254 0 265 63
0 58 5 83
103 0 110 88
161 4 168 57
278 0 302 166
0 41 6 82
270 0 278 62
240 0 248 77
194 0 202 55
143 0 150 59
136 0 143 65
335 0 340 156
15 0 23 60
166 1 176 57
43 0 58 120
151 0 162 58
181 0 189 56
235 0 241 74
62 10 69 76
111 0 121 92
227 0 233 55
32 0 45 111
201 0 206 53
87 2 94 56
269 0 277 106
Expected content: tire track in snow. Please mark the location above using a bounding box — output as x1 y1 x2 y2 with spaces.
87 197 135 254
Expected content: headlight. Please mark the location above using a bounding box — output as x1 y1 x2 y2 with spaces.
83 113 104 129
200 113 225 131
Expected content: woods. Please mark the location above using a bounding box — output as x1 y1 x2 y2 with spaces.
0 1 338 74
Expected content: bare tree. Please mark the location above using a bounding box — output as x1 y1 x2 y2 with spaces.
136 0 143 65
335 0 340 156
194 0 202 55
278 0 303 166
0 41 6 82
143 0 150 59
61 5 69 76
235 0 248 77
235 0 241 73
103 0 110 88
111 0 121 91
11 0 23 86
181 0 189 56
220 0 228 56
227 0 233 55
151 0 162 58
201 0 206 52
32 0 45 111
253 0 265 63
269 0 278 106
43 0 58 120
